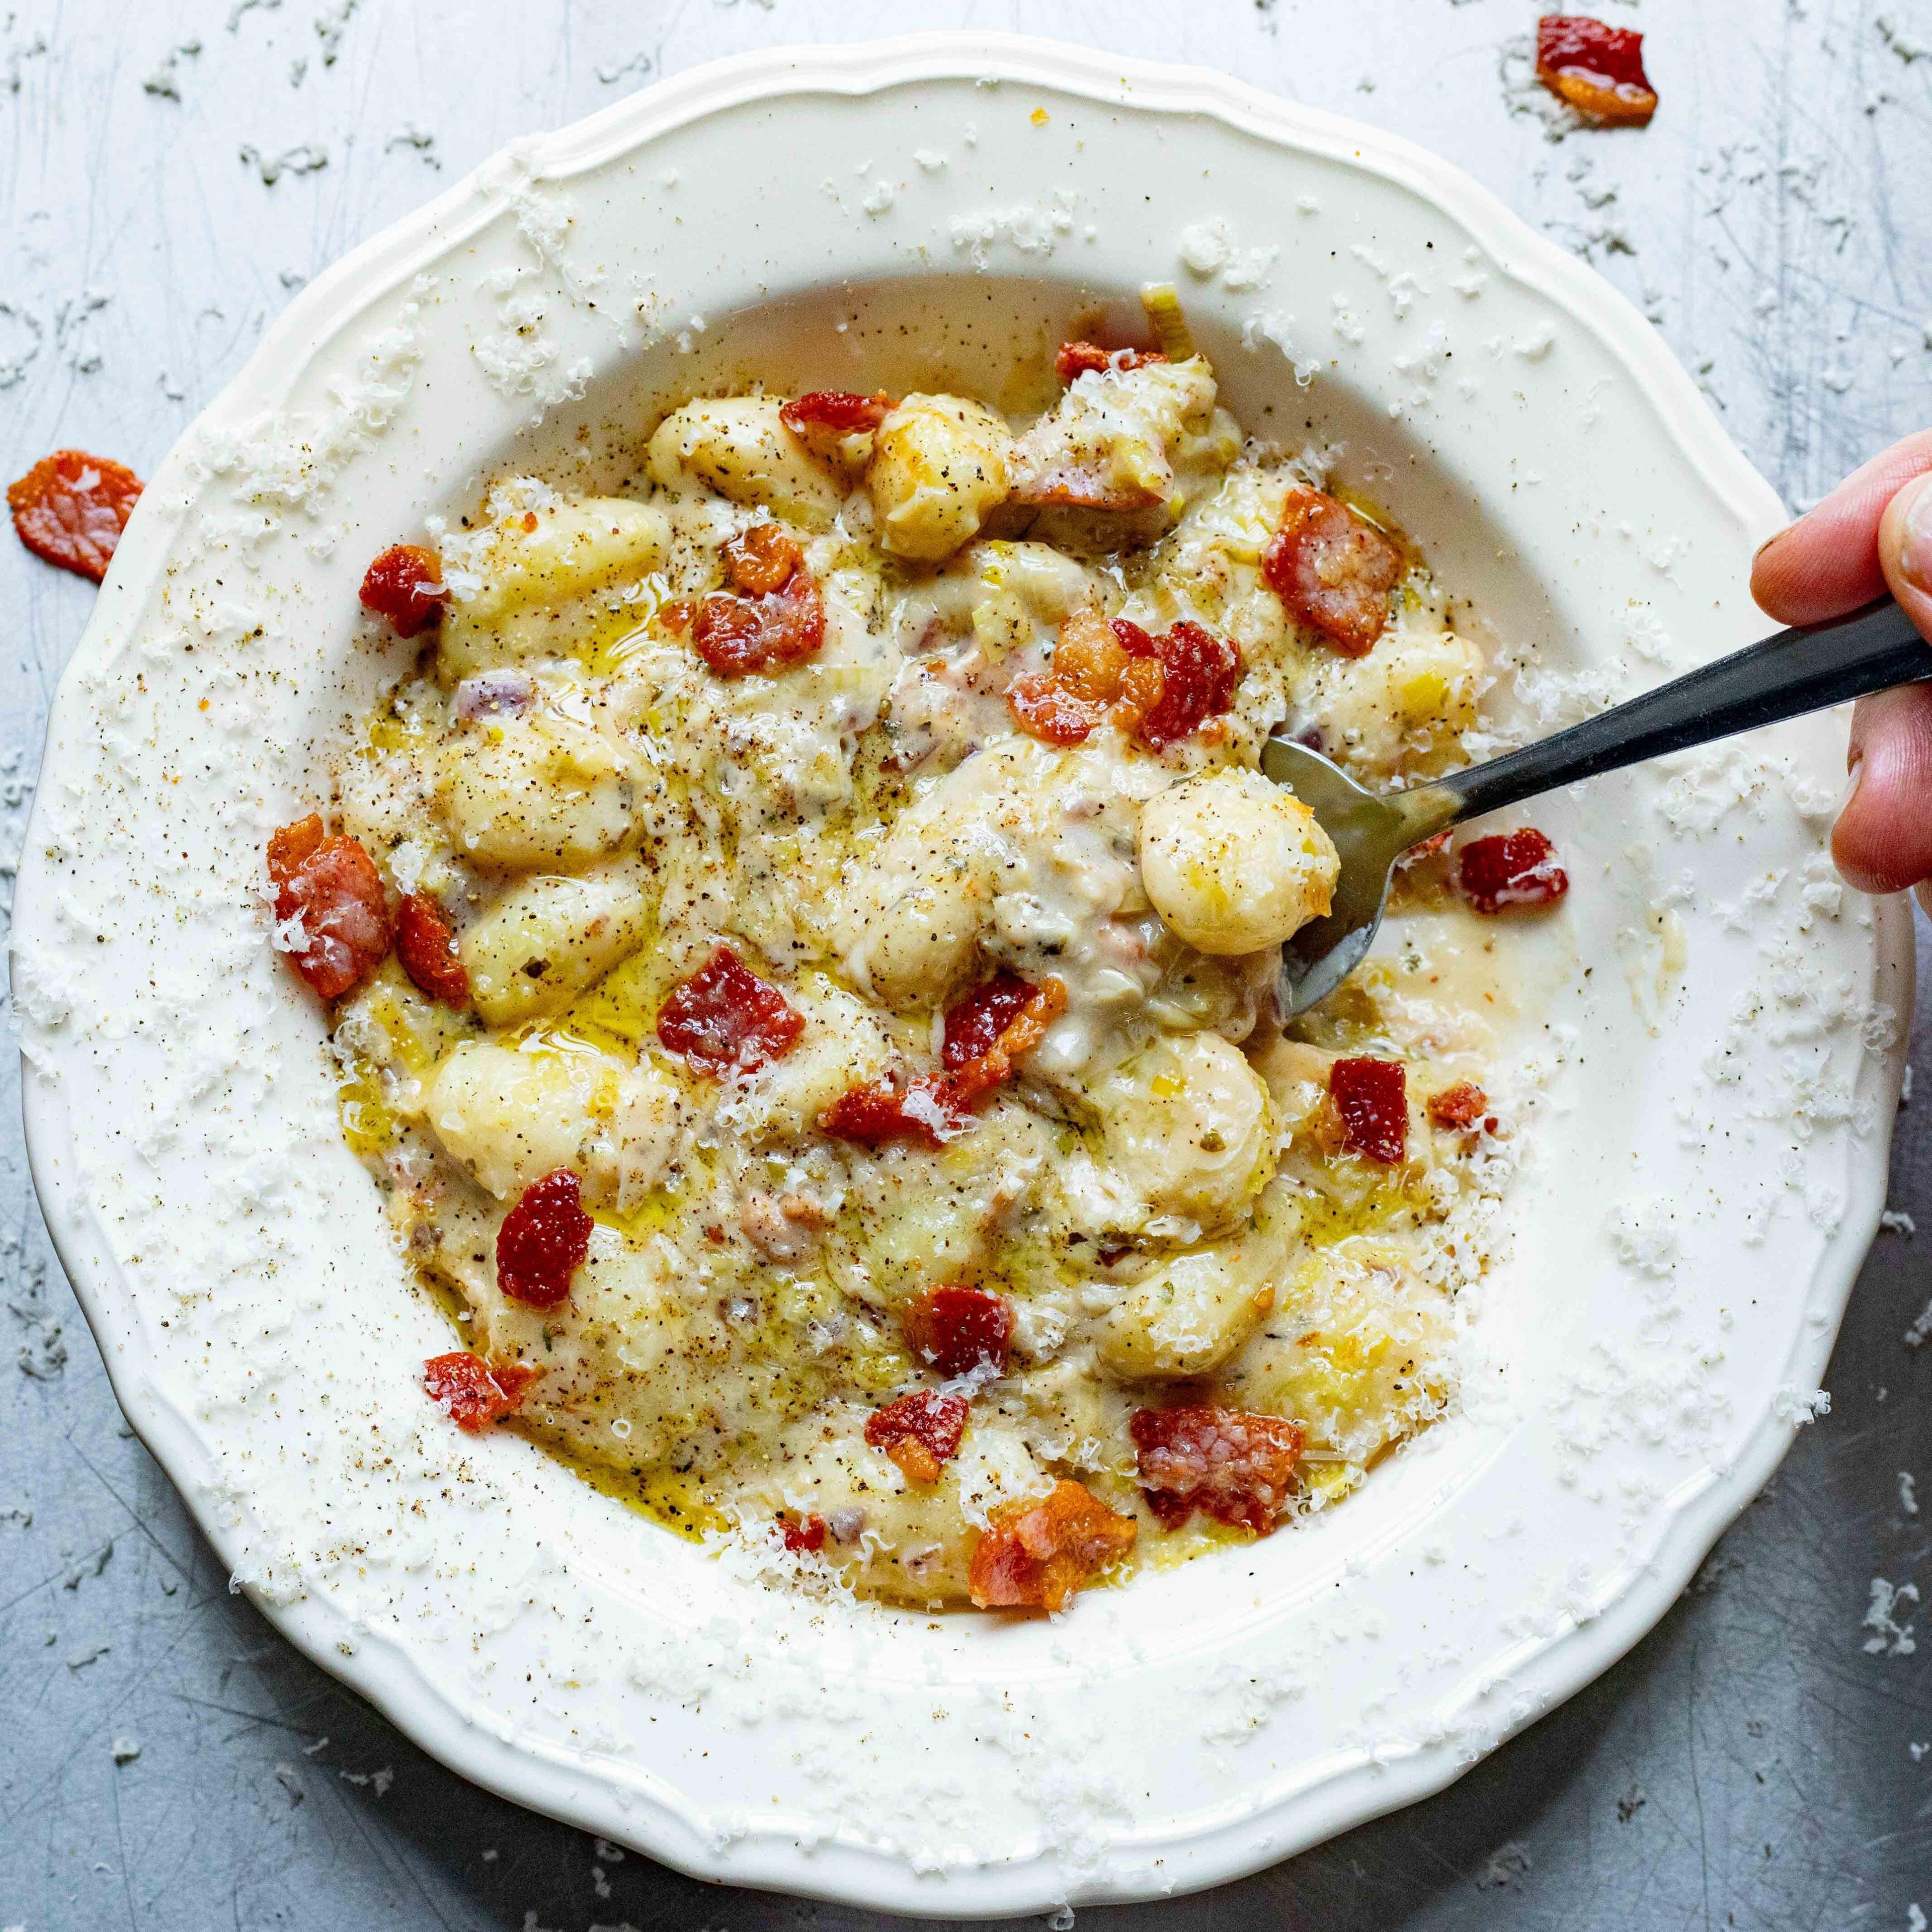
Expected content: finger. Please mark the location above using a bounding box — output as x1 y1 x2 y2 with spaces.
1826 475 1932 893
1879 468 1932 642
1831 681 1932 893
1752 427 1932 626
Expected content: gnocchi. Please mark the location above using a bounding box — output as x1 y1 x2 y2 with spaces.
427 1039 687 1209
458 858 653 1025
866 393 1013 561
303 321 1528 1613
648 396 849 529
436 712 654 870
1138 767 1340 956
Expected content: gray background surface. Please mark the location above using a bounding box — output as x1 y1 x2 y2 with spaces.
4 2 1931 1925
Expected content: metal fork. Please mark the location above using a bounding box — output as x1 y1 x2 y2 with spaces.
1263 595 1925 1015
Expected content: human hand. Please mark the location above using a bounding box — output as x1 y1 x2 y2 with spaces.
1752 430 1932 900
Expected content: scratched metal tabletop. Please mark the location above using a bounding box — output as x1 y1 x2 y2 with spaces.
3 2 1930 1926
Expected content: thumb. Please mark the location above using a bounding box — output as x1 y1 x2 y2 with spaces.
1828 471 1932 894
1879 467 1932 632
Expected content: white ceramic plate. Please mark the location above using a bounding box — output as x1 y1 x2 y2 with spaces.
12 33 1908 1916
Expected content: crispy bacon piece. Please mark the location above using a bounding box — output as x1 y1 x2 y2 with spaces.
1131 1405 1304 1535
7 449 142 583
1536 15 1658 126
1005 673 1111 748
1330 1056 1408 1165
1008 611 1238 751
1458 829 1569 914
779 390 895 463
969 1479 1138 1612
942 973 1035 1070
1262 488 1403 657
780 1513 828 1553
720 522 803 597
817 1080 957 1148
865 1389 970 1485
1055 341 1167 384
690 526 825 678
423 1352 540 1433
1135 619 1243 748
656 945 804 1076
1427 1080 1488 1131
1007 612 1161 746
902 1286 1012 1379
819 977 1067 1146
942 973 1065 1105
266 813 392 1000
359 543 448 637
496 1169 593 1310
394 892 469 1007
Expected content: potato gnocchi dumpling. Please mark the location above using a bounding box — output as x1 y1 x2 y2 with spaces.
297 321 1533 1615
867 393 1014 561
1139 768 1340 955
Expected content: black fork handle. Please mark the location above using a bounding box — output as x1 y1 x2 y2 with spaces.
1439 596 1924 824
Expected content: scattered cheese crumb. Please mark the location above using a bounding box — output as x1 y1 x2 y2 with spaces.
1477 1841 1531 1889
1772 1385 1831 1424
1864 1577 1919 1655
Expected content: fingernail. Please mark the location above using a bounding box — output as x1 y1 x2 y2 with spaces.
1753 524 1793 568
1837 752 1864 814
1900 477 1932 595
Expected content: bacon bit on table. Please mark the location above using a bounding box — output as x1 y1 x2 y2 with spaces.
1427 1080 1489 1131
1536 15 1658 126
1130 1405 1305 1535
266 813 392 1000
422 1352 540 1433
902 1286 1013 1379
7 449 143 583
394 892 469 1007
865 1389 970 1485
779 389 895 462
359 543 448 637
1054 341 1167 384
656 945 805 1076
496 1169 593 1310
690 523 826 677
968 1479 1139 1612
779 1513 828 1554
819 976 1067 1147
1261 487 1403 657
1329 1056 1409 1165
1457 829 1569 914
1008 609 1239 750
